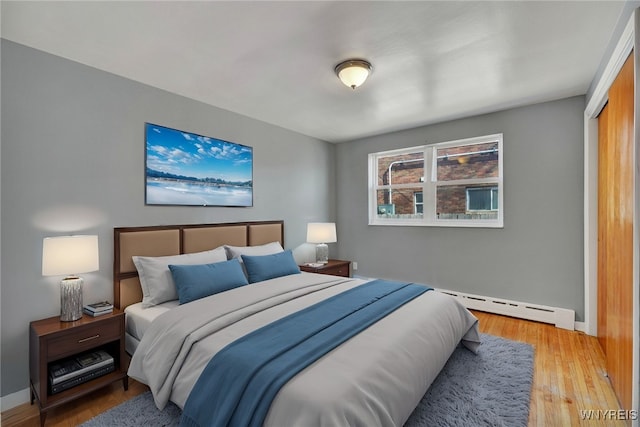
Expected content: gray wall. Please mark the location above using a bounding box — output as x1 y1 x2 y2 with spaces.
335 96 585 320
0 40 335 397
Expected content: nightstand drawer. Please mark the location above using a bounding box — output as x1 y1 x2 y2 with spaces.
47 320 120 360
300 259 351 278
322 265 349 277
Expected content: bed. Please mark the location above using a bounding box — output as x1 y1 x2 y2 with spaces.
114 221 480 427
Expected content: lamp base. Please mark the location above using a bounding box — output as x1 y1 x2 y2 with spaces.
315 243 329 264
60 276 83 322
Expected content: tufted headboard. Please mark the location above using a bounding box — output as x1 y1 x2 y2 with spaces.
113 220 284 310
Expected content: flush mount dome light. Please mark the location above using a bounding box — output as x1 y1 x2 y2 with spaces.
335 59 372 90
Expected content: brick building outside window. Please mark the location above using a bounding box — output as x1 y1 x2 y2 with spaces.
369 134 503 227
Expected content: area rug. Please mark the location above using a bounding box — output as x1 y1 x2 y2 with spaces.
81 334 533 427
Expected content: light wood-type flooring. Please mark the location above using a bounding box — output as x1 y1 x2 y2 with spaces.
2 310 627 427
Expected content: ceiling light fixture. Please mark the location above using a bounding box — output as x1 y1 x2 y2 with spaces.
335 59 372 90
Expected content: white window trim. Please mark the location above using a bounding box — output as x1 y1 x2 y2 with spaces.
368 133 504 228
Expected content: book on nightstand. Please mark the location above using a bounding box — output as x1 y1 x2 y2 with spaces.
83 308 112 317
83 301 113 317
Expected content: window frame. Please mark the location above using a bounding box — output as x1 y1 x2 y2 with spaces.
368 133 503 228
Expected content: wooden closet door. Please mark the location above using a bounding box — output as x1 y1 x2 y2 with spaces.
597 52 634 410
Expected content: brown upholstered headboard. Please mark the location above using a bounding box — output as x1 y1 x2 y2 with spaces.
113 220 284 310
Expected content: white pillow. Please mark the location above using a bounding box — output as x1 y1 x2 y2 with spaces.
224 241 284 261
133 246 227 308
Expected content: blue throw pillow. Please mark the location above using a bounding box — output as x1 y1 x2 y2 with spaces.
241 250 301 283
169 259 249 304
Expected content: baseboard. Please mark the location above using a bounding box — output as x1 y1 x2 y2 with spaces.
1 387 30 412
437 288 575 330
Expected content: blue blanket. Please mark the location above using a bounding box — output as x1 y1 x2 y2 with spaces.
180 279 431 427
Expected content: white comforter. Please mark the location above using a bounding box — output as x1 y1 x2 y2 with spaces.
128 273 480 426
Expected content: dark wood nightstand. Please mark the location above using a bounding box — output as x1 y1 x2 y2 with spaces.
300 259 352 277
29 310 128 426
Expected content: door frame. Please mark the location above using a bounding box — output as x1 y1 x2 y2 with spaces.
583 10 638 417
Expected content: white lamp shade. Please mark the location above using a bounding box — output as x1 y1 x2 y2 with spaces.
307 223 337 244
338 67 369 89
335 59 372 89
42 235 99 276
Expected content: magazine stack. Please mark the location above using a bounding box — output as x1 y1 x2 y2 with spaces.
48 350 114 394
83 301 113 317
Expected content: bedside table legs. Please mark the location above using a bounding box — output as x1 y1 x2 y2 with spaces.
38 410 47 427
31 378 126 426
30 383 47 426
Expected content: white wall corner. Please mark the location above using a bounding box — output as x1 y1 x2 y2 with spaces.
574 321 587 333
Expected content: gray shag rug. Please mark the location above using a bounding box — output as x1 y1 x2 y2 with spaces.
81 334 533 427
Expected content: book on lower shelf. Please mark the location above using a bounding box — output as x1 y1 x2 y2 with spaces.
49 363 115 394
48 350 114 388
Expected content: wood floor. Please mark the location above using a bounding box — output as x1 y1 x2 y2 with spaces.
1 311 626 427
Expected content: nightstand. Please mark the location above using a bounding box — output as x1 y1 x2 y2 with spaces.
29 310 128 426
300 259 351 277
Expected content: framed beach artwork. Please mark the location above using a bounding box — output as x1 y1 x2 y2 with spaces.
145 123 253 207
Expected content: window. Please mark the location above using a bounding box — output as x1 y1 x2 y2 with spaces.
414 192 423 214
368 134 503 227
466 187 498 211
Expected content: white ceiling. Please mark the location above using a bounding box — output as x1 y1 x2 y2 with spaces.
1 1 626 143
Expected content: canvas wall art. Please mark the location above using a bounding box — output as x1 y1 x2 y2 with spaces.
145 123 253 207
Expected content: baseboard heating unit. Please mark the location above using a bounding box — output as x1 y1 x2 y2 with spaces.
437 288 575 330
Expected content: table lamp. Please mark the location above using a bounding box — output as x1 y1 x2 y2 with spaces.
306 223 337 264
42 235 99 321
